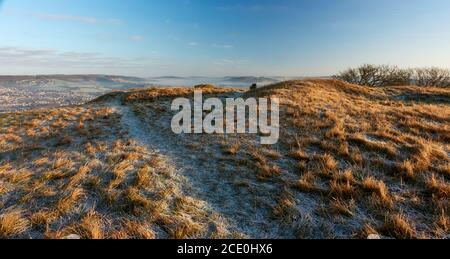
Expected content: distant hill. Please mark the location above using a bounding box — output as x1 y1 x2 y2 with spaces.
150 76 187 80
0 75 146 88
223 76 280 84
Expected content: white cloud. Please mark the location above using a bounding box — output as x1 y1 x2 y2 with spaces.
0 46 153 72
32 12 123 25
218 4 288 12
212 58 247 66
212 44 233 49
130 35 144 41
105 18 124 25
188 42 198 47
0 46 277 77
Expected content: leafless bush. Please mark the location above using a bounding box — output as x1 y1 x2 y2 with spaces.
388 67 413 86
337 65 450 87
414 67 450 87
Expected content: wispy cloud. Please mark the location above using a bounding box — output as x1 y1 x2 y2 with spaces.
188 42 199 47
218 4 288 12
104 18 124 25
0 46 263 77
32 12 123 25
213 58 247 66
0 46 150 70
212 44 233 49
130 35 144 41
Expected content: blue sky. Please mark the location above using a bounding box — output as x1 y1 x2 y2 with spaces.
0 0 449 77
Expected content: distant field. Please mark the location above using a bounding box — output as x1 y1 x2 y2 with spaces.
0 79 448 239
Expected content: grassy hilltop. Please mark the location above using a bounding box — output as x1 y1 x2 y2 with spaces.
0 79 449 239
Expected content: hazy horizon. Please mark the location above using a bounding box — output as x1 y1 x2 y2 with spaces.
1 0 450 77
0 73 324 78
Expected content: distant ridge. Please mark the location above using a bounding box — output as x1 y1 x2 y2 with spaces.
0 74 146 86
150 76 187 80
223 76 279 83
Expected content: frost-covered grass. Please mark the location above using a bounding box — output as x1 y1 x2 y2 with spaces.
1 80 449 239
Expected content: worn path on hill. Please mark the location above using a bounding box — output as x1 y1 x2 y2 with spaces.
111 95 292 238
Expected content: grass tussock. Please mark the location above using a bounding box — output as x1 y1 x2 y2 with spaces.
289 149 310 161
362 177 393 208
111 219 155 239
427 175 450 198
330 198 355 217
73 210 105 239
56 188 85 214
294 172 325 193
382 213 417 239
329 179 357 199
168 219 204 239
31 210 59 226
272 192 297 222
0 209 30 238
397 160 415 180
222 142 241 155
435 211 449 235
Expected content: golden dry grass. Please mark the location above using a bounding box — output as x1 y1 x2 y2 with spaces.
330 198 355 217
1 79 449 239
0 209 30 238
245 79 450 238
0 104 228 239
382 213 417 239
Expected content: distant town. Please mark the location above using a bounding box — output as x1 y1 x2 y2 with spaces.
0 75 289 112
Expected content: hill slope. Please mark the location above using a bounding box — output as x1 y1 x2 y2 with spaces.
0 80 449 239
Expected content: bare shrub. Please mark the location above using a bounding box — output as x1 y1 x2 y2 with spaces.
337 64 449 87
414 67 450 87
337 64 412 87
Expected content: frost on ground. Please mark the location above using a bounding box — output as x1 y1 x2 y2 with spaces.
0 80 449 239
